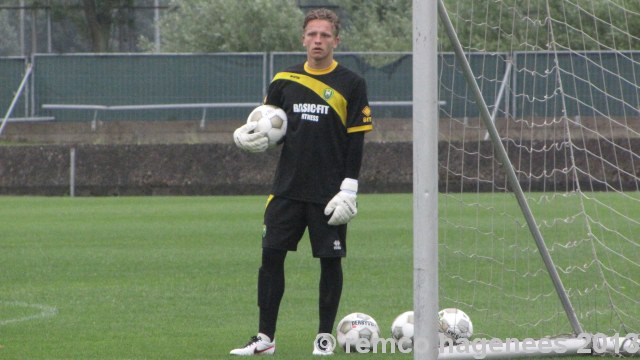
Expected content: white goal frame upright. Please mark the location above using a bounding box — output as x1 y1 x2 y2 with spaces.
412 0 440 359
414 1 640 359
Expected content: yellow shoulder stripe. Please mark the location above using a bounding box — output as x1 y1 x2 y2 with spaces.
273 72 347 127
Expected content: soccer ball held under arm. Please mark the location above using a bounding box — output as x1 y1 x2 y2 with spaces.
233 121 269 153
233 105 287 152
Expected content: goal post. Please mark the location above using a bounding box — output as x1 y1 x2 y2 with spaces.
412 0 440 359
423 0 640 358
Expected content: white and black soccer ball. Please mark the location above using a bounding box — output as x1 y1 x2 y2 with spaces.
438 308 473 343
336 312 380 352
246 104 287 147
391 310 414 350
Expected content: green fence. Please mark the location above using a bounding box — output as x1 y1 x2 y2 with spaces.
0 57 28 118
515 51 640 118
1 51 638 122
33 53 266 121
438 52 506 119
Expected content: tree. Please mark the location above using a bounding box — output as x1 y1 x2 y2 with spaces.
440 0 640 52
0 10 20 56
148 0 304 52
81 0 136 52
148 0 413 53
335 0 412 52
34 0 141 53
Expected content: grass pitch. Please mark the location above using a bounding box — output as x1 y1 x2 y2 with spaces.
0 195 412 359
0 194 619 359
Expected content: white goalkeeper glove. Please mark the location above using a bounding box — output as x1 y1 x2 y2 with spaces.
233 122 268 153
324 178 358 226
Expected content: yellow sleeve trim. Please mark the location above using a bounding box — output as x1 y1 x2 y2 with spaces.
273 72 347 127
347 124 374 133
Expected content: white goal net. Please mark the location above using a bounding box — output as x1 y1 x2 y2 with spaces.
437 0 640 348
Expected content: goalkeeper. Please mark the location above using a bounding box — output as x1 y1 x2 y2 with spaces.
230 7 373 356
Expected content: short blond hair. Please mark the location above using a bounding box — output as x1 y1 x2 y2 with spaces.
303 8 340 36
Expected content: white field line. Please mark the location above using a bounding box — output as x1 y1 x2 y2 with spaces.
0 301 58 326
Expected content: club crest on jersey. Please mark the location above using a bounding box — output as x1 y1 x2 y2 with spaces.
323 88 334 100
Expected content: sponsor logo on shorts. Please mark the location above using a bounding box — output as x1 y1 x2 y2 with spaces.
333 240 342 250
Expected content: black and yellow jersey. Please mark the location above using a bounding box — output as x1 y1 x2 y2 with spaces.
265 60 373 204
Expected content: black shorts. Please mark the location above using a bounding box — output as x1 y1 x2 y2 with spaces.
263 196 347 258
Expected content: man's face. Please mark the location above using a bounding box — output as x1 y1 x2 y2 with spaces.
302 19 339 65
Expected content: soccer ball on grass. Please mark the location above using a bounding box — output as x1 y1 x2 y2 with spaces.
438 308 473 344
336 312 380 352
246 104 287 147
391 310 414 350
